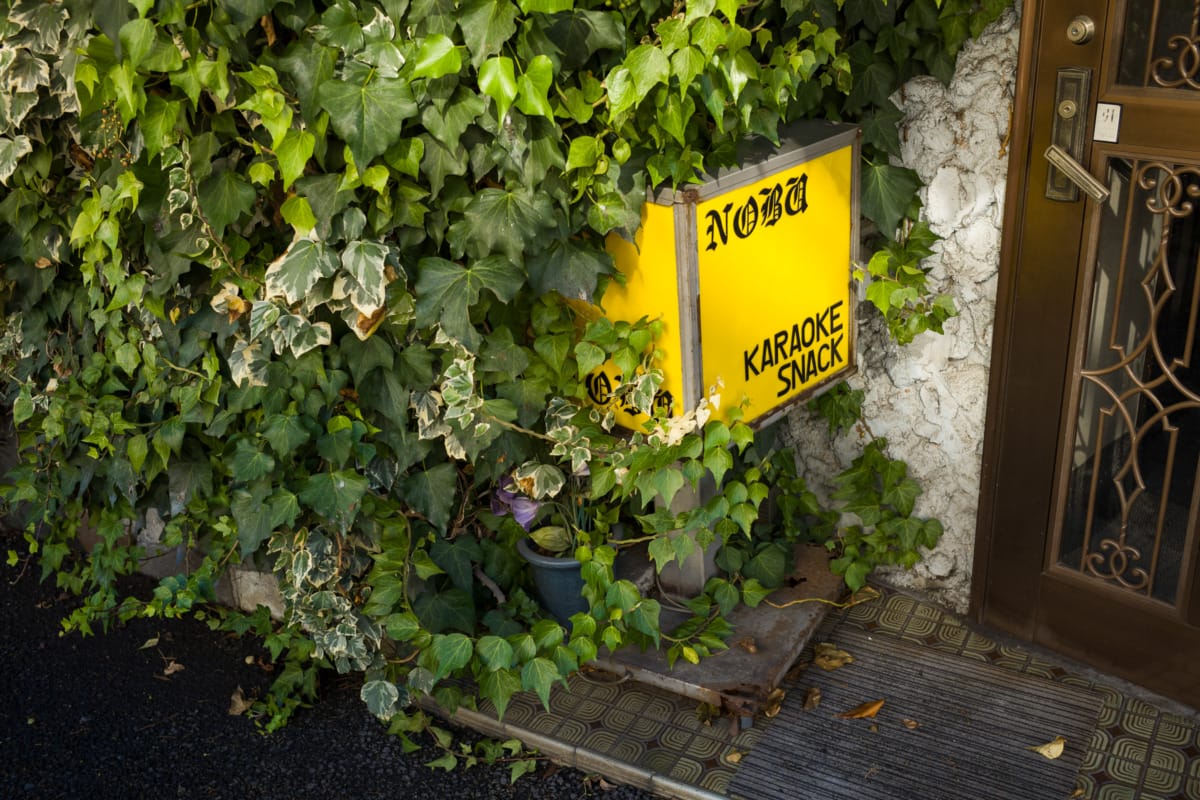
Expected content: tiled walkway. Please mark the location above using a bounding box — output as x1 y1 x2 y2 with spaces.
444 584 1200 799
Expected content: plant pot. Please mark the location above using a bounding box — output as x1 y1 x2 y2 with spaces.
517 538 589 626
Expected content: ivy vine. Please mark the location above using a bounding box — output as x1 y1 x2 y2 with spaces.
0 0 1010 753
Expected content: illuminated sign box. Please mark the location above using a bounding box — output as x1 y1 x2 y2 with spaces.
595 120 860 429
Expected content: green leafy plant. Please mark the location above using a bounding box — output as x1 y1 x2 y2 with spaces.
0 0 1007 755
855 218 957 344
808 382 945 588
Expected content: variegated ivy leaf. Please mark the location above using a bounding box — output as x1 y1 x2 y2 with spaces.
360 679 401 721
341 239 390 317
275 313 332 357
411 390 450 441
0 135 32 185
228 338 269 387
544 396 578 431
248 300 281 341
440 356 482 423
9 2 68 53
265 237 340 305
512 462 566 500
6 49 50 93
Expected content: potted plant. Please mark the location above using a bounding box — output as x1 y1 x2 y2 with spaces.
493 467 605 625
494 455 643 623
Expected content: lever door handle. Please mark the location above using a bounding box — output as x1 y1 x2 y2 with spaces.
1044 145 1110 203
1045 67 1092 202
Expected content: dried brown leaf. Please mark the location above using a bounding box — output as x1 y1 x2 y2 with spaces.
736 637 758 654
162 660 185 676
1028 735 1066 760
228 686 254 716
835 698 885 720
802 687 822 711
763 688 786 719
902 719 920 730
813 642 854 671
260 14 277 46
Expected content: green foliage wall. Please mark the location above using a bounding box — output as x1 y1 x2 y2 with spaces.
1 0 1009 734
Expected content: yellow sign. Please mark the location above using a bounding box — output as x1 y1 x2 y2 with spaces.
697 145 854 423
591 123 858 430
588 201 687 426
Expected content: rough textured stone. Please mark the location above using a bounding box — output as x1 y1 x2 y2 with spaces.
785 7 1021 612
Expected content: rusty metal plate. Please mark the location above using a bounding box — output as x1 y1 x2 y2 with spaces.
594 543 846 721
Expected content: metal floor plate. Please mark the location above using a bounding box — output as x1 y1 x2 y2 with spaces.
727 626 1104 800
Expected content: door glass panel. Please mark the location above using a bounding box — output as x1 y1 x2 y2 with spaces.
1117 0 1200 89
1056 157 1200 605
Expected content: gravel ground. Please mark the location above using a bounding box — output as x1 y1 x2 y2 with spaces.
0 527 660 800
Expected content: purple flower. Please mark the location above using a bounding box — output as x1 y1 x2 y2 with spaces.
492 482 540 531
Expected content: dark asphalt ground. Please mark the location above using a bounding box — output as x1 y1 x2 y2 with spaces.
0 527 660 800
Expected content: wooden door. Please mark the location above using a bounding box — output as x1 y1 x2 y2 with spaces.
975 0 1200 707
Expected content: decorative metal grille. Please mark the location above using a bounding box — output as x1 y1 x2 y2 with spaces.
1119 0 1200 90
1056 158 1200 605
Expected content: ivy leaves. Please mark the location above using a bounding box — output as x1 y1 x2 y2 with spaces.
458 0 519 67
318 63 418 170
414 256 523 346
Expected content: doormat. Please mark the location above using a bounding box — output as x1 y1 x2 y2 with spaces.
727 626 1102 800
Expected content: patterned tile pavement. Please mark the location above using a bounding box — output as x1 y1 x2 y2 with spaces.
443 584 1200 799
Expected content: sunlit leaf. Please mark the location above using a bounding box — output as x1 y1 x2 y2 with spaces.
813 642 854 671
1029 735 1066 760
835 698 885 719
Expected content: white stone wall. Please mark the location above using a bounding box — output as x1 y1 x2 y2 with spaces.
784 6 1021 612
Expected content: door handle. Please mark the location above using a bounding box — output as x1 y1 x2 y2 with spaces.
1044 145 1109 203
1045 67 1093 202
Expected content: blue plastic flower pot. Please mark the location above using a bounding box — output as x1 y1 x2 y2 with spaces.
517 538 588 626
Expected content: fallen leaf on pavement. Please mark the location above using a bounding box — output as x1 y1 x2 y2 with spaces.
903 719 920 729
763 688 786 718
803 687 822 711
725 750 745 764
228 686 254 715
1029 735 1066 760
813 642 854 671
836 698 885 719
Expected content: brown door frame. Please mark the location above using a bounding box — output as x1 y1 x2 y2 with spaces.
972 0 1112 636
